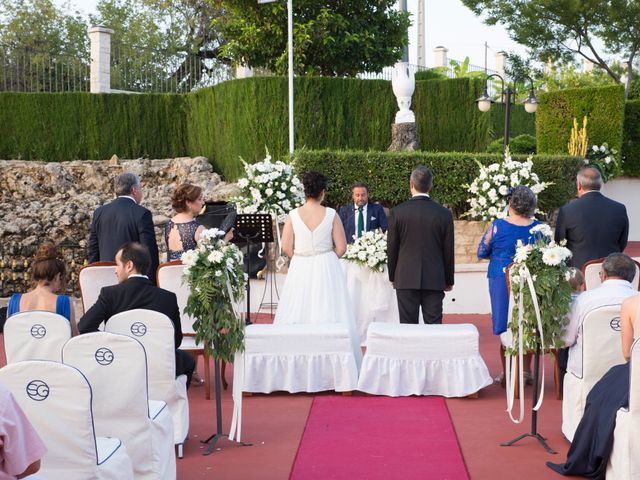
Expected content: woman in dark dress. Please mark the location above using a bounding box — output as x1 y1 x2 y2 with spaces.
165 183 206 261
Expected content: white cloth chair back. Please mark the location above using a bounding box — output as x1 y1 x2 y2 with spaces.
157 263 196 334
105 309 189 447
62 332 175 479
583 259 640 291
3 311 71 363
79 263 118 313
0 360 133 480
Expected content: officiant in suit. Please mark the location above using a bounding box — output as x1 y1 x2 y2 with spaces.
387 166 454 324
554 166 628 270
88 172 160 281
338 182 388 243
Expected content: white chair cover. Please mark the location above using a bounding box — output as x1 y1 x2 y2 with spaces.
607 338 640 479
583 260 640 291
3 311 71 363
62 332 176 480
357 323 493 397
105 310 189 450
79 263 118 313
243 324 359 393
563 305 627 441
156 263 196 334
0 360 133 480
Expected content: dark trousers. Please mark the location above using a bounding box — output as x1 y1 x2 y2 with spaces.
176 348 196 389
396 289 445 324
556 347 569 392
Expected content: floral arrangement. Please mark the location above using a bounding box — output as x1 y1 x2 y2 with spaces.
584 143 621 183
181 228 246 362
465 148 550 222
507 223 573 355
343 230 388 273
234 152 305 220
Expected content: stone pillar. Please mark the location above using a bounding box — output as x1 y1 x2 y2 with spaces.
235 65 254 79
88 26 114 93
495 51 507 79
433 46 448 68
417 0 427 67
582 58 594 73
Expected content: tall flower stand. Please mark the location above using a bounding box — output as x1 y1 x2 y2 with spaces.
258 218 282 315
202 344 229 455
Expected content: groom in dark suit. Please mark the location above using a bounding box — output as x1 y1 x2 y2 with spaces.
555 166 628 270
338 182 388 243
78 242 195 384
387 166 454 324
88 172 159 281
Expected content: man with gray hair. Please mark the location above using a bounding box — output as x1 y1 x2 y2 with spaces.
555 166 628 270
563 253 637 378
88 172 159 280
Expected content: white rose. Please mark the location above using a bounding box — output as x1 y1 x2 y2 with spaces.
266 188 274 196
482 181 490 191
208 250 224 263
510 173 519 186
488 206 498 217
520 169 530 179
592 145 599 152
600 145 606 152
238 178 249 188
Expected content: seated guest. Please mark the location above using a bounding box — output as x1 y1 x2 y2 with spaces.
0 381 47 479
78 242 195 385
6 243 77 335
338 182 388 244
548 292 640 478
562 253 637 378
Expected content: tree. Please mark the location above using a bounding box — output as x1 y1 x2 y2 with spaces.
215 0 411 77
461 0 640 97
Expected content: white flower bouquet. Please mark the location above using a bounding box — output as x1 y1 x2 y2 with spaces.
343 230 388 273
507 223 573 354
465 148 550 222
233 152 305 220
181 228 246 361
584 143 621 183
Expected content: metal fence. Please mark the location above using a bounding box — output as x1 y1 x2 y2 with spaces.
0 44 90 92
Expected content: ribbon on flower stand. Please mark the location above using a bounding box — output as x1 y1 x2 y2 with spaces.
226 275 246 443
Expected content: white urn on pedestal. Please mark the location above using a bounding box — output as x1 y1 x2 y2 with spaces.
389 62 419 151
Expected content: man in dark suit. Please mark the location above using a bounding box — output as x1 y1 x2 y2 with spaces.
88 172 159 281
78 242 195 385
387 166 454 324
338 182 388 243
555 166 629 270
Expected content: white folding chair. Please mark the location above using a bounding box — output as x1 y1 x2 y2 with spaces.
0 360 133 480
157 261 213 398
562 304 627 441
105 309 189 458
607 338 640 479
583 258 640 291
62 332 176 480
3 311 71 363
79 262 118 314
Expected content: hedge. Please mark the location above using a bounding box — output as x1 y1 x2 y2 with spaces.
489 103 536 140
623 100 640 176
536 85 625 156
293 149 581 218
0 92 187 161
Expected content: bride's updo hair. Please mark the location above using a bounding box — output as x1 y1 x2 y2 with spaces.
31 243 66 287
172 183 203 213
302 171 327 199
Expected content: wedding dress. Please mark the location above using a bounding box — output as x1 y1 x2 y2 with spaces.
274 207 361 363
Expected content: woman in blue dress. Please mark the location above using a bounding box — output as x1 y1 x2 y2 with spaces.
477 185 539 385
7 243 76 334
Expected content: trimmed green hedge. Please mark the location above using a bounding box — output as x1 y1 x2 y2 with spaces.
536 85 625 156
489 103 536 139
0 92 187 161
293 149 581 217
623 100 640 176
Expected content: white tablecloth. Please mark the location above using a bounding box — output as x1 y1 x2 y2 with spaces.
243 324 359 393
357 323 493 397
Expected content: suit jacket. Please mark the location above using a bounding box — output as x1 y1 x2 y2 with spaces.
88 196 160 280
338 203 388 244
387 196 454 290
554 191 629 270
78 276 182 350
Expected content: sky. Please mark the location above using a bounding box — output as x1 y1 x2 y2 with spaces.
62 0 530 70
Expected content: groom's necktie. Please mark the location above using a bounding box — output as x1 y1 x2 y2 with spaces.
357 207 364 238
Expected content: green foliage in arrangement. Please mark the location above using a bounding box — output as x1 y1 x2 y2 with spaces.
0 92 187 161
487 134 537 154
293 149 581 218
622 100 640 176
536 85 625 156
489 103 536 139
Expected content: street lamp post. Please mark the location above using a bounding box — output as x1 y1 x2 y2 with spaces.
476 74 538 153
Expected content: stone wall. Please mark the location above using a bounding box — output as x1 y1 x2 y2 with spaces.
0 157 238 297
454 220 487 265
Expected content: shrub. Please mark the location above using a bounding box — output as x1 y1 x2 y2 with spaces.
489 103 536 139
486 134 537 154
293 149 581 218
622 100 640 176
536 85 625 156
414 69 448 81
629 79 640 100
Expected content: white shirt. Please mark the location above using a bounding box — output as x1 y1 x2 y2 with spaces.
119 195 138 204
412 193 430 198
565 279 636 376
354 203 368 233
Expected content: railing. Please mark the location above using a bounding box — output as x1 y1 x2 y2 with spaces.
0 44 90 92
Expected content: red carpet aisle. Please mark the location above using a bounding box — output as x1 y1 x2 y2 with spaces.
290 396 469 480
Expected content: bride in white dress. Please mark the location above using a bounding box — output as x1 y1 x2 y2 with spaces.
275 172 361 361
